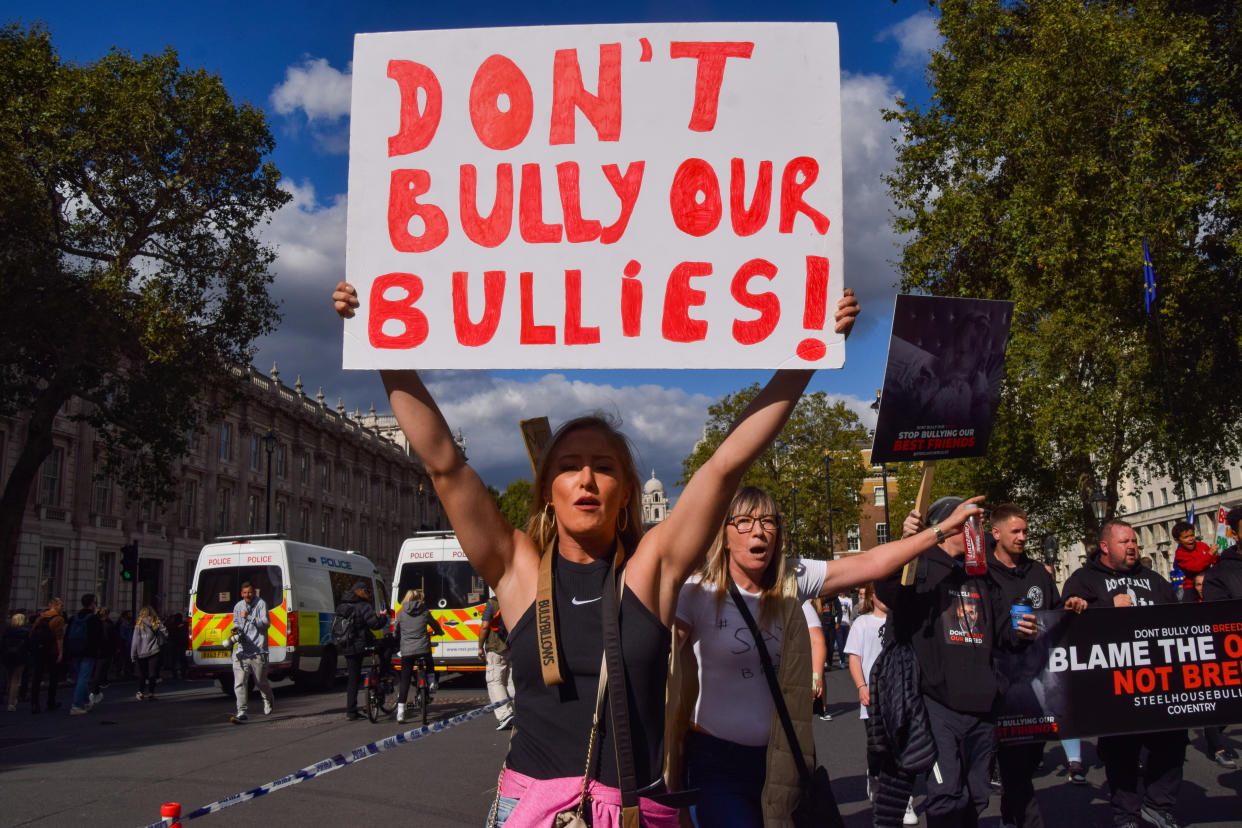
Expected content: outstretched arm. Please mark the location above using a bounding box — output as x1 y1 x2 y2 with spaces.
638 290 860 622
818 498 985 597
334 282 523 590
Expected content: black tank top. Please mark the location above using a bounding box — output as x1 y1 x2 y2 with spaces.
505 553 671 787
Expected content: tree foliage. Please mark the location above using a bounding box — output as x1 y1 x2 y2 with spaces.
0 24 290 609
886 1 1242 544
496 479 533 529
680 387 870 559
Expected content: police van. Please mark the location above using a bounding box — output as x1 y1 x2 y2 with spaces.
188 535 389 692
390 532 489 672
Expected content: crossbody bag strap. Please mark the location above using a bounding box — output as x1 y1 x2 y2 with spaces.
602 559 641 828
728 585 812 787
537 541 626 687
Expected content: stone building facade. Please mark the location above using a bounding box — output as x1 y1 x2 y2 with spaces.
2 364 446 616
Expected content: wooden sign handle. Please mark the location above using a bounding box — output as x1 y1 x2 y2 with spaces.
899 460 938 586
520 417 552 477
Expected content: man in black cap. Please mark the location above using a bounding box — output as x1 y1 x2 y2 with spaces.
877 496 1036 828
334 580 387 721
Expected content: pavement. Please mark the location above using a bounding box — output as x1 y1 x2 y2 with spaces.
1 667 1240 827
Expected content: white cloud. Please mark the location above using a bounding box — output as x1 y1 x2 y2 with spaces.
271 57 352 122
878 11 942 70
270 57 352 153
262 178 347 287
840 71 907 313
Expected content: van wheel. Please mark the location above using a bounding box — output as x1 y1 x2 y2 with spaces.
317 648 337 690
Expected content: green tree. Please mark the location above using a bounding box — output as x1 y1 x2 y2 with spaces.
680 387 870 559
885 1 1242 545
497 479 534 529
0 24 290 609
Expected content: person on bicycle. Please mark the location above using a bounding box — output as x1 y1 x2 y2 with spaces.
336 581 387 721
394 588 444 723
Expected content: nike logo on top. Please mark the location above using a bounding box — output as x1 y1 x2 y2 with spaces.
571 596 602 606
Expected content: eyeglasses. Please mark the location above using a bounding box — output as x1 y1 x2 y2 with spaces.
727 515 780 533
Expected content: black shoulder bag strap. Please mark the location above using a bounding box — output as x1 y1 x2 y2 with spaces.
728 585 813 787
601 557 642 828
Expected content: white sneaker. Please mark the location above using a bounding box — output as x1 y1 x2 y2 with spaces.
90 691 103 706
903 798 918 825
496 714 515 731
70 706 88 715
5 704 15 712
396 703 406 723
263 699 273 715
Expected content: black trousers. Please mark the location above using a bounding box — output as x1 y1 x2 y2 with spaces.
344 654 364 714
924 696 994 828
28 656 58 710
998 742 1045 828
397 653 434 704
1097 730 1186 826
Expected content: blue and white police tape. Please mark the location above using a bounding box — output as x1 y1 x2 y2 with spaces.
139 698 508 828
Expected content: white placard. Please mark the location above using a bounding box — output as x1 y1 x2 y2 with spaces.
344 21 844 370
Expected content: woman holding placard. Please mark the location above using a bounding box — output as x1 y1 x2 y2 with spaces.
333 280 857 827
669 490 982 828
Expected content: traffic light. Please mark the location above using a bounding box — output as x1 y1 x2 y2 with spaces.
120 543 138 581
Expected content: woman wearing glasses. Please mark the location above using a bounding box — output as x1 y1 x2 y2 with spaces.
671 486 983 828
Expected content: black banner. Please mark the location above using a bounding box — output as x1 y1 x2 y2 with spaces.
995 599 1242 743
870 295 1013 464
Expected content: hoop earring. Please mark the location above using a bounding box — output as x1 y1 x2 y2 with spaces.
617 508 629 533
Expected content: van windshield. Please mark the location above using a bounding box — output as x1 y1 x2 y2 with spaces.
195 566 284 614
397 561 485 610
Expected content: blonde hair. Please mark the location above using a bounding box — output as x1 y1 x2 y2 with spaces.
525 414 643 557
403 589 424 605
9 613 26 628
700 486 795 629
137 605 162 629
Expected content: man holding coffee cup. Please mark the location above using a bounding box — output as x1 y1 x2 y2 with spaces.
985 503 1061 828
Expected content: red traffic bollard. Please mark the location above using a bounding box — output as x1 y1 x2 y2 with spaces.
161 802 181 828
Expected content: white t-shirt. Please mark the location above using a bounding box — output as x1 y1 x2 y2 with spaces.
843 611 887 719
675 558 828 746
837 594 854 627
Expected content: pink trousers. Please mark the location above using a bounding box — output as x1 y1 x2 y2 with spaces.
496 766 681 828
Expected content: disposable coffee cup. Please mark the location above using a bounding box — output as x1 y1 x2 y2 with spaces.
1010 603 1033 631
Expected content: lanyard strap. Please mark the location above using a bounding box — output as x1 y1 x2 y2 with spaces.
535 539 625 687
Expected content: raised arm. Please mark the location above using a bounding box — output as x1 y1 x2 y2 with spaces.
637 290 860 622
333 282 522 589
817 497 985 597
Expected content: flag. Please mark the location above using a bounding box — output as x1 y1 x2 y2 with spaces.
1214 505 1231 554
1143 237 1157 313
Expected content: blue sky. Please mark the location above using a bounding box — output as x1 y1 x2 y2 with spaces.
8 0 941 496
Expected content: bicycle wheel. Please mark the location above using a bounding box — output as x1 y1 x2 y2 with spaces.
419 675 430 726
365 679 380 723
379 675 397 714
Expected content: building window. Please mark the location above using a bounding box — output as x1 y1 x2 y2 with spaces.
1132 495 1142 512
93 475 113 516
341 517 350 547
875 522 890 545
40 446 64 506
39 546 63 607
320 509 331 546
299 452 309 486
249 433 262 471
320 460 331 492
299 506 310 541
873 485 886 507
275 500 287 534
182 479 198 527
360 521 368 554
1147 492 1155 509
219 422 233 462
846 525 861 552
216 487 231 535
247 493 260 533
276 444 287 479
1160 488 1168 505
339 466 349 497
96 551 114 609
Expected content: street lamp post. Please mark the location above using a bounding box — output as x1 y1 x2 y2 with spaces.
790 485 798 557
823 452 834 560
1090 480 1108 524
263 427 278 533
